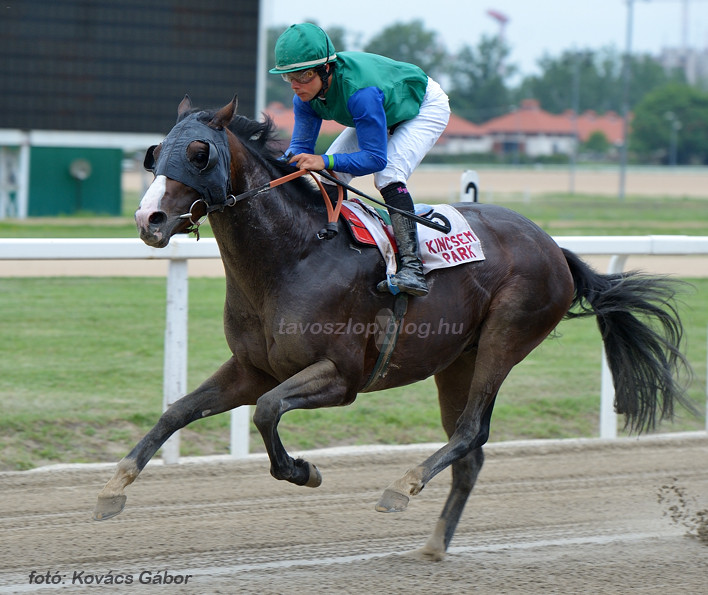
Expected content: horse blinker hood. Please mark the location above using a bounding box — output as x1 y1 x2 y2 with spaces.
146 113 231 203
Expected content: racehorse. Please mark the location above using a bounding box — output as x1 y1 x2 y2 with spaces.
95 95 692 560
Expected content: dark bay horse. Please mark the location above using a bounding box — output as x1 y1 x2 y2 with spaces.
95 96 691 560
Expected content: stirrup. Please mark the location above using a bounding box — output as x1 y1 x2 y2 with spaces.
377 269 429 297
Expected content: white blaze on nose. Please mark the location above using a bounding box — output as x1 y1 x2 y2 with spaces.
139 175 167 211
135 175 167 227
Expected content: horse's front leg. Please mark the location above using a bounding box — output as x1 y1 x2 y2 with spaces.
94 359 274 520
253 359 350 488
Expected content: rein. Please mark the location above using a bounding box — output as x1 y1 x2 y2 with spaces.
179 163 450 240
179 169 344 240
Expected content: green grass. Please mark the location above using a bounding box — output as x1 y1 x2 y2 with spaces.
487 194 708 236
1 191 707 470
1 275 706 471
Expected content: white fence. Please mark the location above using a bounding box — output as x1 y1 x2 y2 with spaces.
2 235 707 463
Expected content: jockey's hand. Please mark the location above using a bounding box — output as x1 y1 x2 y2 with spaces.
289 153 326 172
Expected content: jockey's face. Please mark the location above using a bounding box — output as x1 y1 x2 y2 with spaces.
287 66 328 102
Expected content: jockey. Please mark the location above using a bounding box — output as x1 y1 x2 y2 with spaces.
269 23 451 297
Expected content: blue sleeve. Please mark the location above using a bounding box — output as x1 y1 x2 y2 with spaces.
330 87 388 176
286 96 322 156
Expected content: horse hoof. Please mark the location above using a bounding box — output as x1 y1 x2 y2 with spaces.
305 462 322 488
375 488 410 512
403 546 446 562
93 494 127 521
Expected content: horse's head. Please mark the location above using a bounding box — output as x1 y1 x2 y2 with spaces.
135 95 237 247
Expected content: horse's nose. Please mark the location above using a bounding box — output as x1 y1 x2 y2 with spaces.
135 175 168 231
148 211 167 226
134 207 166 236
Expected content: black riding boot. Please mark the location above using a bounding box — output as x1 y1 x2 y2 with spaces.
376 183 429 297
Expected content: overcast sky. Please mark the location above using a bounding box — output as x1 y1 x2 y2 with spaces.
265 0 708 77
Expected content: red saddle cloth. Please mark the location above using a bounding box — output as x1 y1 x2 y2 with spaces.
340 203 396 249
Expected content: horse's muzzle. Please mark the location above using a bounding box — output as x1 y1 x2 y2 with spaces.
135 208 170 248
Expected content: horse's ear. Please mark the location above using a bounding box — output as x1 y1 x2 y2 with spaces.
177 95 192 117
209 95 238 129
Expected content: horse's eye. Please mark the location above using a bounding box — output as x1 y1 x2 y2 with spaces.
187 140 213 171
193 150 209 169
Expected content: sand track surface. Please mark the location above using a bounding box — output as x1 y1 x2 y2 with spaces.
2 434 706 594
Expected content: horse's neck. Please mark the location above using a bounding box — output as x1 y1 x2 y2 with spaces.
212 136 328 291
210 168 322 292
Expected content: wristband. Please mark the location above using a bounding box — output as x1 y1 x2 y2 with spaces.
324 154 334 170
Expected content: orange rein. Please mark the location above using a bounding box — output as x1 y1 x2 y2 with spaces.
181 168 344 240
269 168 344 227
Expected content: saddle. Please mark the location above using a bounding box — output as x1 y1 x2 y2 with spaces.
339 199 486 276
341 201 394 248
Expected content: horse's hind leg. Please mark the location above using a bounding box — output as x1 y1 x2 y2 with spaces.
94 359 273 520
375 343 504 516
416 447 485 561
377 288 563 520
415 352 489 560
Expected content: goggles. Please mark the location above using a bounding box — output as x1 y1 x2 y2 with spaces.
281 68 319 84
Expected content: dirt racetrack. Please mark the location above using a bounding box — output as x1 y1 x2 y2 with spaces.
2 434 707 594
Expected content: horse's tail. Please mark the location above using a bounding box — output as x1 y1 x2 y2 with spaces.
561 248 695 433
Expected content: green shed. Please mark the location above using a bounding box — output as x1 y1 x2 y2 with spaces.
28 147 122 216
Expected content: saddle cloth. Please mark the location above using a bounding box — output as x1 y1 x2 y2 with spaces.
340 199 485 277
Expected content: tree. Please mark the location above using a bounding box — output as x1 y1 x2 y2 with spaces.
581 131 611 157
630 83 708 164
517 47 685 115
517 49 601 114
446 35 516 123
363 20 447 80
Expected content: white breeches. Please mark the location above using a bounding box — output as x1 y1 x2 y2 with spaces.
325 77 450 192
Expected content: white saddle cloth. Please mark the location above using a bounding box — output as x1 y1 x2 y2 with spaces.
343 200 486 277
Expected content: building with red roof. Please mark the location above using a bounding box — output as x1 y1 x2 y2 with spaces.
479 99 575 157
574 110 625 145
264 102 346 139
431 112 490 154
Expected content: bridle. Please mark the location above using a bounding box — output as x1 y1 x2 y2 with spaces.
178 167 345 241
177 165 454 239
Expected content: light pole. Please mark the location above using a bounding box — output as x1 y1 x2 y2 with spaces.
665 111 682 167
569 51 581 196
618 0 636 201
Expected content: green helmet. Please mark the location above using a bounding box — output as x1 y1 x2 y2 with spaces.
269 23 337 74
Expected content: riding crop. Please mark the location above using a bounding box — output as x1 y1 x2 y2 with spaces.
315 170 451 234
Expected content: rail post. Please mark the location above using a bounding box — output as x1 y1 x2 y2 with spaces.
162 258 189 463
599 255 628 439
460 170 479 202
231 407 251 458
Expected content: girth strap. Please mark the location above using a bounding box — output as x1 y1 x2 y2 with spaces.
361 294 409 391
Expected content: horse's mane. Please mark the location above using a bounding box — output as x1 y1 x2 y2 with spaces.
228 115 283 161
230 114 328 201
